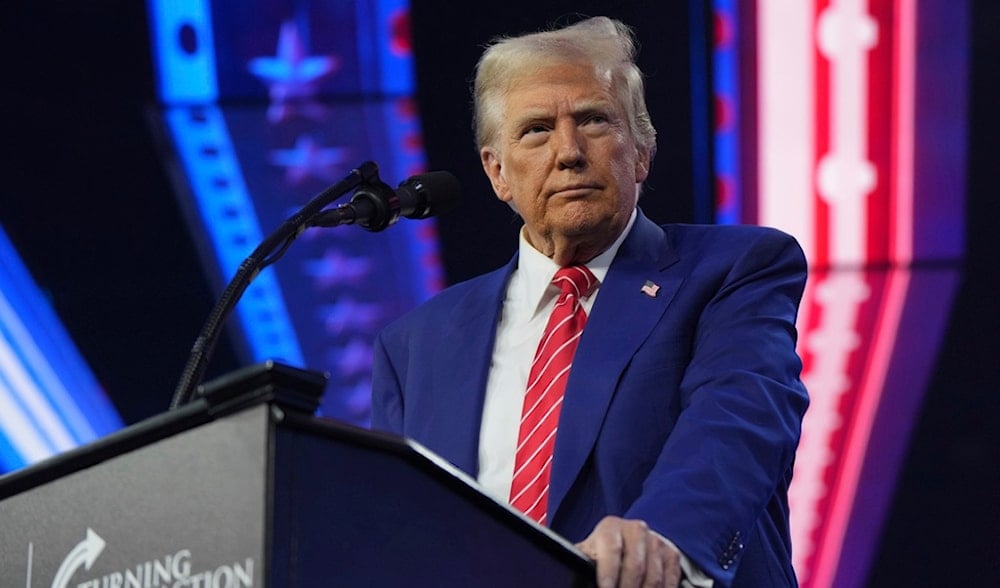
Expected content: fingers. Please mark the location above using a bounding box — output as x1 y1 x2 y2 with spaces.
649 534 682 588
575 518 622 588
618 520 648 588
574 516 682 588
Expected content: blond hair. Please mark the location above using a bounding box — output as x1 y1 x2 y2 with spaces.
472 16 657 161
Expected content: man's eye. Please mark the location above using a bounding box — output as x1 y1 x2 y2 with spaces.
524 125 548 135
586 114 609 125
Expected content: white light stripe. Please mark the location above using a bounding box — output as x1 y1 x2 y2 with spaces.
758 0 816 254
0 289 97 444
0 295 76 453
0 377 55 463
817 0 878 265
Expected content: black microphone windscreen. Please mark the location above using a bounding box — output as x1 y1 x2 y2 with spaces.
398 171 461 219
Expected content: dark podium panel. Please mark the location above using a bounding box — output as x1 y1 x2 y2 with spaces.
0 364 594 587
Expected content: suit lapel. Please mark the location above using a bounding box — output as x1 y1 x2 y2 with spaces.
427 258 516 476
547 213 683 520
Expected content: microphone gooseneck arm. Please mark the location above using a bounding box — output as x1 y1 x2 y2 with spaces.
169 161 379 410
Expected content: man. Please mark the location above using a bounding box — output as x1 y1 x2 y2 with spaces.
371 16 808 588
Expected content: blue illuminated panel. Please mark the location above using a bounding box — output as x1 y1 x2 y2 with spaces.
0 227 123 473
147 0 219 103
164 105 304 367
712 0 742 225
149 0 437 423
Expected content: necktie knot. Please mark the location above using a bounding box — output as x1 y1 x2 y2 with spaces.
552 265 597 299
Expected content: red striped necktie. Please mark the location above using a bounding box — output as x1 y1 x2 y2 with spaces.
509 265 597 524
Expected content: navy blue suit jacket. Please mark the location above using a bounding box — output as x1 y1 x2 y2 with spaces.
371 211 809 587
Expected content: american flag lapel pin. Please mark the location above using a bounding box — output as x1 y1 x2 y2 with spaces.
640 280 660 298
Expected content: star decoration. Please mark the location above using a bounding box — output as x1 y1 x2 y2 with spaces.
248 20 340 121
269 135 349 184
318 298 383 335
303 249 373 288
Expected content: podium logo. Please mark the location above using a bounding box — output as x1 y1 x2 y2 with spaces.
51 528 105 588
45 527 255 588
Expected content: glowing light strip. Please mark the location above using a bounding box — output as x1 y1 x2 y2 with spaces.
810 3 916 585
0 295 77 455
148 0 219 103
354 0 415 95
165 106 305 366
0 227 122 471
792 272 870 585
0 364 58 464
816 0 878 265
374 0 415 94
0 286 102 444
0 398 48 466
814 269 909 588
714 0 742 225
758 3 821 576
891 0 916 264
757 0 815 254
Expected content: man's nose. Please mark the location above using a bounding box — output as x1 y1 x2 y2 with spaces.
554 124 586 169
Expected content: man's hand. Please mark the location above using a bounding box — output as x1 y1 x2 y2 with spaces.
575 516 682 588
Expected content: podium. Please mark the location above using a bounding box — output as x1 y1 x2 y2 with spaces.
0 363 595 587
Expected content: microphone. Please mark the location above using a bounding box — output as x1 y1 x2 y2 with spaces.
310 170 461 232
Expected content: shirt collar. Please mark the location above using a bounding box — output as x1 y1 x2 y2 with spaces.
516 208 638 317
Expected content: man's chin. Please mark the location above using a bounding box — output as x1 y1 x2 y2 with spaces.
555 206 626 234
551 218 622 251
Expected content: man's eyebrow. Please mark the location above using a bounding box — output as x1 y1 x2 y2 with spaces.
508 100 616 126
509 109 552 124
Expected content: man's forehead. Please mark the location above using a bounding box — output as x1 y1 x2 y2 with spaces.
502 67 617 114
505 60 613 89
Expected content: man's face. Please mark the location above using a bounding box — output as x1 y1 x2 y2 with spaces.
480 60 650 265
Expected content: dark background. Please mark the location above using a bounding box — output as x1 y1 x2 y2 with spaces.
1 1 997 585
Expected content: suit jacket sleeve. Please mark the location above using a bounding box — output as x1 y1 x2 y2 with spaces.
621 227 808 586
371 331 404 435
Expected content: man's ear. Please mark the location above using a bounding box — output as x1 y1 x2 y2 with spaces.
480 147 511 203
634 146 651 184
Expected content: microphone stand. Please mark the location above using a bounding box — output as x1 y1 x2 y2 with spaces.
169 161 381 409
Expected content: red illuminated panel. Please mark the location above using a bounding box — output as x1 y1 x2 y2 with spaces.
751 0 966 586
